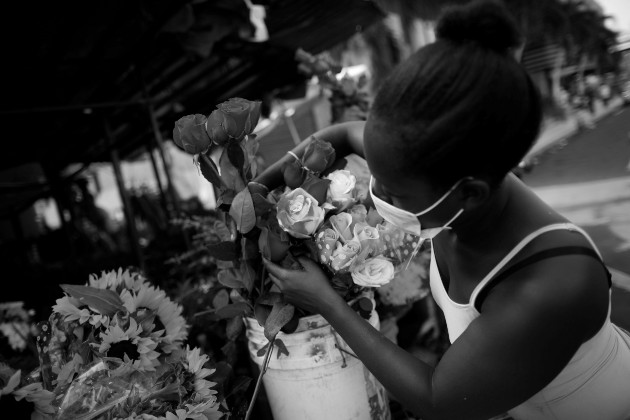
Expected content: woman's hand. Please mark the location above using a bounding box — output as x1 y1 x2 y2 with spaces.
262 256 342 315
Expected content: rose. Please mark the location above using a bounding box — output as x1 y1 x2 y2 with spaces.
276 188 325 238
301 137 336 173
301 173 331 204
353 223 380 243
315 228 339 265
247 181 269 198
173 114 211 154
282 158 307 189
330 240 361 272
348 204 368 226
206 98 262 144
258 221 291 263
326 170 356 211
329 212 354 243
353 222 381 262
351 257 395 287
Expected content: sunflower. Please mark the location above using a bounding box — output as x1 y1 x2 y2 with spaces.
98 318 160 371
89 267 146 293
184 346 217 400
122 283 187 353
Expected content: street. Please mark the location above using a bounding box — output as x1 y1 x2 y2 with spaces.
521 105 630 330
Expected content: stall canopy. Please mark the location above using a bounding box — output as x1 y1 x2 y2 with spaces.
0 0 384 176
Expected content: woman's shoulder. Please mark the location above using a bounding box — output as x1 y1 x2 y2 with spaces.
480 230 610 341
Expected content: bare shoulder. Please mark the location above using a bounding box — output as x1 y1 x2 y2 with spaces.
481 249 610 342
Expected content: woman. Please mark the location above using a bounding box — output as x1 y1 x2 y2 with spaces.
255 1 630 419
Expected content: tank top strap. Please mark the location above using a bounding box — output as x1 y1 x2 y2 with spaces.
469 223 599 305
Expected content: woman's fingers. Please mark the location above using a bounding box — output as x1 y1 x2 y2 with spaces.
268 273 283 289
296 256 319 271
262 258 291 279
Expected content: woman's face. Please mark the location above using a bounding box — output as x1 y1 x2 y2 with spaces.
364 118 462 228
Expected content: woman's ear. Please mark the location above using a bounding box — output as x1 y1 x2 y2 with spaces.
458 179 491 210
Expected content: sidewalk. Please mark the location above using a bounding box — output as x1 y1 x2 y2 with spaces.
524 96 625 163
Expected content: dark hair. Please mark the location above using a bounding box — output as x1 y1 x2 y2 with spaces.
369 0 542 188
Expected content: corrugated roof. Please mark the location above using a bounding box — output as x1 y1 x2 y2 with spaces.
0 0 383 174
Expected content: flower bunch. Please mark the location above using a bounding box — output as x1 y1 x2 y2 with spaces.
172 97 421 342
8 269 223 420
267 139 416 298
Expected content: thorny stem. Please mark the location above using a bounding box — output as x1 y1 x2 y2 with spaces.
244 336 275 420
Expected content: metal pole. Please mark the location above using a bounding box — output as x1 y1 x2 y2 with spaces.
146 102 180 216
103 117 144 271
147 144 169 218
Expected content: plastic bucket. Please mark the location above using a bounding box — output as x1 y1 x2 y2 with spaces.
244 308 391 420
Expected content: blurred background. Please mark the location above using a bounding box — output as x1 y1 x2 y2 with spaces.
0 0 628 327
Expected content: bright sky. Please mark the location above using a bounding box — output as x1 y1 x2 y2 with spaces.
599 0 630 33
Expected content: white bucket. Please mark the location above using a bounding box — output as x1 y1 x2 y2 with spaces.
244 308 391 420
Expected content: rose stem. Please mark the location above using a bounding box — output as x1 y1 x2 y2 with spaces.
245 336 275 420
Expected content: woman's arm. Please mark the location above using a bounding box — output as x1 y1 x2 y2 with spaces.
253 121 365 190
264 253 608 419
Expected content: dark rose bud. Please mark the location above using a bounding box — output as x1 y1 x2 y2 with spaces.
300 173 330 205
206 110 230 146
173 114 211 154
215 98 262 140
282 159 306 189
247 181 269 198
302 137 336 173
259 222 291 263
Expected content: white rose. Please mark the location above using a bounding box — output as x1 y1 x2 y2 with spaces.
277 188 326 238
330 240 361 272
351 257 395 287
326 170 356 211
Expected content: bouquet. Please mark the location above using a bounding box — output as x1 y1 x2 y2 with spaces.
172 97 422 341
7 269 223 420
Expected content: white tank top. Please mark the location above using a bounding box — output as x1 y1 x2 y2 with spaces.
429 223 630 419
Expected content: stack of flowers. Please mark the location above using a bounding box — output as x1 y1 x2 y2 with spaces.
8 268 223 420
172 97 424 341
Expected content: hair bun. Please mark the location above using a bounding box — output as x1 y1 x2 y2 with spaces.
436 0 522 53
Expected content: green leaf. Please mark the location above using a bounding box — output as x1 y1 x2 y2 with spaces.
256 342 269 357
207 241 238 261
254 302 272 327
215 302 251 319
251 193 275 217
227 139 246 174
239 262 256 293
229 188 256 234
256 292 283 306
218 269 244 288
264 302 295 341
220 149 246 193
226 316 244 341
212 289 230 309
275 338 290 359
230 289 248 304
217 188 236 211
199 153 224 188
60 284 126 316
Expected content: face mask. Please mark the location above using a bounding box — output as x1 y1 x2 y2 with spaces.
369 176 467 239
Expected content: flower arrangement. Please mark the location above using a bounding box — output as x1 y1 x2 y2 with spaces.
172 97 422 341
5 269 223 420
